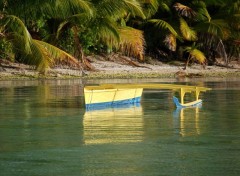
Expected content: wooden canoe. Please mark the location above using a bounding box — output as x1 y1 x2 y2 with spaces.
84 83 211 109
84 87 143 109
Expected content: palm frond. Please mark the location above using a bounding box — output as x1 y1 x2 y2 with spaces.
197 7 211 22
180 18 197 41
148 19 178 37
33 39 81 72
91 17 120 49
124 0 145 19
93 0 127 19
143 0 172 18
196 19 229 39
9 34 80 72
208 20 228 36
30 40 53 72
141 0 159 10
184 46 206 64
43 0 93 18
164 33 176 51
2 15 32 54
94 0 145 20
192 1 211 22
173 3 196 19
56 13 91 38
227 0 240 13
66 0 93 15
118 27 145 60
141 0 167 19
160 2 171 12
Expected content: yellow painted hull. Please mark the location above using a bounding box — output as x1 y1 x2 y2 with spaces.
84 88 143 108
84 83 211 109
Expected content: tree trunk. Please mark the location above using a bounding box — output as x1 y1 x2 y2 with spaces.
72 26 95 71
184 55 191 70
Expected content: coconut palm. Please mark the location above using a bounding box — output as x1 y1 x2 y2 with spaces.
0 14 81 73
84 0 146 61
55 0 147 66
144 0 238 66
1 0 239 72
146 1 206 64
0 0 95 73
192 0 240 65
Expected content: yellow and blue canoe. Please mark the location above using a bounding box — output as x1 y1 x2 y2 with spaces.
84 87 143 109
84 84 211 109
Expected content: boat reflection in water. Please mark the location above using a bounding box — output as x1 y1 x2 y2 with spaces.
83 103 143 145
173 104 202 137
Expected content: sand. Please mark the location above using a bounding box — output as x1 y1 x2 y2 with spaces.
0 58 239 80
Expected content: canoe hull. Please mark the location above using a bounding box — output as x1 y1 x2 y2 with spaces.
173 96 202 108
84 88 143 109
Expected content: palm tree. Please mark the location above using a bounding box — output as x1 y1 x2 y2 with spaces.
56 0 147 67
174 0 239 66
84 0 146 61
143 0 239 66
1 0 239 72
146 1 206 65
0 14 82 73
0 0 95 73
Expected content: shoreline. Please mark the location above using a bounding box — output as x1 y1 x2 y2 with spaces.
0 59 240 80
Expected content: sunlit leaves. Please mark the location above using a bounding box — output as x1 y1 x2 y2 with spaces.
2 15 32 54
43 0 93 18
179 18 197 41
140 0 159 18
164 33 176 51
32 40 81 72
124 0 145 19
118 27 145 60
184 46 206 64
148 19 178 37
173 3 196 19
94 0 145 20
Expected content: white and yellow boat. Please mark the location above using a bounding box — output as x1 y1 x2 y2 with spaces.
84 86 143 109
84 83 211 109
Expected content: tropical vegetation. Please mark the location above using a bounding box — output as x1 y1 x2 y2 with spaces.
0 0 239 73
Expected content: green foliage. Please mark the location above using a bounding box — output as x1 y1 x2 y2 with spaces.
148 19 178 37
2 15 32 54
0 0 240 71
0 38 13 61
179 17 197 41
79 28 100 54
184 45 206 64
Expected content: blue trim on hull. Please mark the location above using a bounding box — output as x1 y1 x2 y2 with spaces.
173 96 202 108
85 96 141 110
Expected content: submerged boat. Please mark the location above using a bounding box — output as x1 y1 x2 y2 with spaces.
84 83 211 109
84 87 143 109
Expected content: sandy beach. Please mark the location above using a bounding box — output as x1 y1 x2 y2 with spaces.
0 57 239 80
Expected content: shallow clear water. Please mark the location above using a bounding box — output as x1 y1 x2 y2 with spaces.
0 78 240 176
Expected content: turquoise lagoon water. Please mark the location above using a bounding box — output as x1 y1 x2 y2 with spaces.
0 78 240 176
